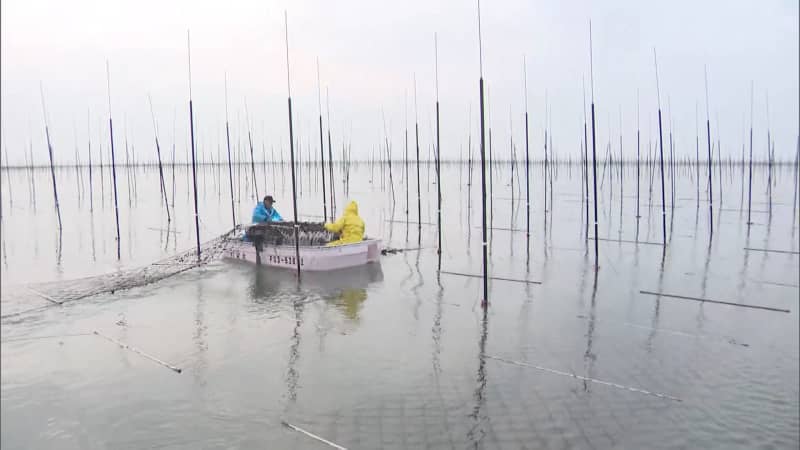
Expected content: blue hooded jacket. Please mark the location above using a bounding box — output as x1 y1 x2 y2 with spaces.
252 203 283 223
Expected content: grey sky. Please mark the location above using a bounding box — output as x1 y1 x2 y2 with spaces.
1 0 797 165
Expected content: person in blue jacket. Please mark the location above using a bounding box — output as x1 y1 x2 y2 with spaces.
252 195 283 223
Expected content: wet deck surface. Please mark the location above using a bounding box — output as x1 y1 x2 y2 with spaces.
2 164 798 449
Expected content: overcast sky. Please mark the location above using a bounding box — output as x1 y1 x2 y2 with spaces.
1 0 797 165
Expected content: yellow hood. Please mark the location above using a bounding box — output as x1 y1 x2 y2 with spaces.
344 201 358 216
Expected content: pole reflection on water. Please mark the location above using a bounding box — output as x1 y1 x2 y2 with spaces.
646 251 668 353
412 249 424 321
467 305 489 448
193 278 208 387
431 274 444 375
582 267 599 393
285 295 303 405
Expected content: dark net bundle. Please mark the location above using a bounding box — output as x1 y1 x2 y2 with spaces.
245 222 334 249
5 227 240 312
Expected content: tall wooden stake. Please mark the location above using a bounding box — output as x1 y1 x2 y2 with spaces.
317 59 328 221
654 50 667 245
544 93 548 215
589 24 599 262
583 80 590 238
765 94 771 213
405 91 410 220
244 100 258 200
747 82 754 225
636 89 641 219
414 75 422 242
284 12 302 278
704 66 713 236
170 111 176 209
224 74 236 228
105 65 121 258
87 109 94 212
187 31 201 259
477 0 489 306
695 103 700 209
434 33 443 265
327 89 335 221
148 95 171 222
523 57 531 239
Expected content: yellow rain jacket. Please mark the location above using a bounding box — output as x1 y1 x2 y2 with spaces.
324 201 365 246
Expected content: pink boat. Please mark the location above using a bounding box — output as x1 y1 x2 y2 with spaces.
223 222 382 271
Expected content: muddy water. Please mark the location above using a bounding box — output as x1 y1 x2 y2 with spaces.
1 161 798 449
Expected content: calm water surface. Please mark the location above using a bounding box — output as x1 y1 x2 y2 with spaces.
1 161 798 449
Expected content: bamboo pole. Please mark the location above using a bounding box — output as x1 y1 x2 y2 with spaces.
104 65 121 258
284 12 302 278
40 84 63 231
654 50 667 245
224 74 236 228
523 57 531 239
414 74 422 242
87 109 94 212
187 31 201 259
148 95 171 222
327 89 335 221
434 33 442 265
477 0 489 306
704 66 713 236
317 59 328 221
589 24 599 262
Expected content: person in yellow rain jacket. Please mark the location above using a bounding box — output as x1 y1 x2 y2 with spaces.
324 201 365 246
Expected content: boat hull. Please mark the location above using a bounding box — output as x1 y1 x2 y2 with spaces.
224 239 381 271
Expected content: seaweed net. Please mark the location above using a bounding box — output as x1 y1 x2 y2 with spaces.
246 221 335 247
1 222 340 319
1 227 241 318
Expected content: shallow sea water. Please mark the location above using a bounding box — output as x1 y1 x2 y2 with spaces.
1 161 798 449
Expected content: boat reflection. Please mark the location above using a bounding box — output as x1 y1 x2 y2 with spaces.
244 261 384 323
312 264 383 325
333 288 368 322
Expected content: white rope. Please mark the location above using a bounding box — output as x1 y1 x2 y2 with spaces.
25 286 62 305
281 421 347 449
93 331 182 373
487 355 681 402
